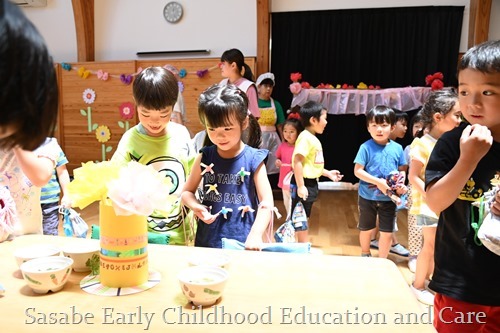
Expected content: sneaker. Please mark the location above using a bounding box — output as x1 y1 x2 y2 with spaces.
408 256 417 273
361 253 372 257
390 243 410 257
370 239 379 249
410 284 435 306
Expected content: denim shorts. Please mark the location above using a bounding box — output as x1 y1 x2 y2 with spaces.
357 196 396 232
416 214 438 227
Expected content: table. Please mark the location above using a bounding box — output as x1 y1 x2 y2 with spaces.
291 87 431 115
0 235 435 332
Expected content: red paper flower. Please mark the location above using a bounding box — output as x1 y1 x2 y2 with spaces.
119 102 135 120
290 72 302 82
431 80 444 91
301 82 311 89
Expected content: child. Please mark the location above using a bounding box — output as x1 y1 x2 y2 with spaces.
111 67 195 245
219 48 260 118
256 72 286 187
354 105 407 258
0 0 59 240
369 110 410 257
275 117 303 219
181 84 273 249
405 112 425 272
40 138 71 236
291 101 343 243
425 40 500 332
408 89 461 306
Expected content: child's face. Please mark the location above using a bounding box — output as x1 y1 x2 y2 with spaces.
391 119 407 139
458 68 500 140
283 123 299 145
219 61 236 79
206 114 246 157
412 121 424 137
309 110 328 134
438 103 462 133
137 105 173 137
367 120 393 144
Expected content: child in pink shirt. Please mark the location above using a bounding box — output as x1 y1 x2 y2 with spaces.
275 117 303 219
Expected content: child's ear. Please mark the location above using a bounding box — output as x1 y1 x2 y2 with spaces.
242 116 249 130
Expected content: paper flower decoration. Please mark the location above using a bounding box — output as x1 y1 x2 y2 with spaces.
97 69 109 81
82 88 96 104
290 72 302 82
357 82 368 89
67 161 174 217
95 125 111 143
425 72 444 90
196 69 209 78
289 82 302 95
179 69 187 78
301 82 311 89
120 74 133 85
77 67 90 79
119 102 135 120
61 62 72 71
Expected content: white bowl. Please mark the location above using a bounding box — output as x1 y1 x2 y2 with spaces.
62 242 100 272
13 244 61 267
188 252 231 269
20 256 73 294
178 266 229 306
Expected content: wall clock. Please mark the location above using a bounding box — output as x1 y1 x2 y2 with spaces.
163 2 183 23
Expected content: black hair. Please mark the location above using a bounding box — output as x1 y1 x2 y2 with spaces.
259 78 274 86
408 111 425 138
133 67 178 110
418 88 458 134
458 40 500 74
299 101 326 128
220 48 254 81
198 84 261 148
394 110 409 124
365 105 396 126
283 118 304 141
0 0 58 150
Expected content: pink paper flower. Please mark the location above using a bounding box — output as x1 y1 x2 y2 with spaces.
289 82 302 95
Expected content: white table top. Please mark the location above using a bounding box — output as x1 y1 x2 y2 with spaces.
0 235 435 332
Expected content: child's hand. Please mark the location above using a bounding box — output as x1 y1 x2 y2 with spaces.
61 196 72 208
395 184 408 195
194 206 217 224
460 124 493 164
326 170 343 182
275 159 282 168
376 178 391 195
298 185 309 200
244 232 263 251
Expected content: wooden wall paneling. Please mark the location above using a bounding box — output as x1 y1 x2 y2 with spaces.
54 63 63 146
468 0 492 48
71 0 95 62
60 61 136 174
256 0 270 76
136 58 255 136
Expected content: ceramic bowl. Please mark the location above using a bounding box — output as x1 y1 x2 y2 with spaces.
62 241 100 272
13 244 61 267
178 266 229 306
187 252 231 269
20 256 73 294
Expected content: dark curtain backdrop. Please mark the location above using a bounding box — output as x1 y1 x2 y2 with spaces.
270 6 463 183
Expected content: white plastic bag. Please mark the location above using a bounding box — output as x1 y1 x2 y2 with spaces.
61 207 88 238
478 212 500 256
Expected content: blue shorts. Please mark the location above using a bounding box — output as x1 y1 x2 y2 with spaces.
416 214 438 227
357 196 396 232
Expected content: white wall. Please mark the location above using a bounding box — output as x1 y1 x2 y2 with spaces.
20 0 500 63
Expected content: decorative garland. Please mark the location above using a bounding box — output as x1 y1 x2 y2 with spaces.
61 62 220 87
289 72 381 95
425 72 444 90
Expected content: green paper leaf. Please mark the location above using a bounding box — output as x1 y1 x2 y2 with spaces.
105 146 113 153
118 121 125 128
92 123 98 130
80 109 87 116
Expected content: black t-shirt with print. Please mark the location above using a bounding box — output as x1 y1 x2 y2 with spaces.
425 123 500 306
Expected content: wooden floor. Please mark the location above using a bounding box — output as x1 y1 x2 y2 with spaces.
74 190 415 285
